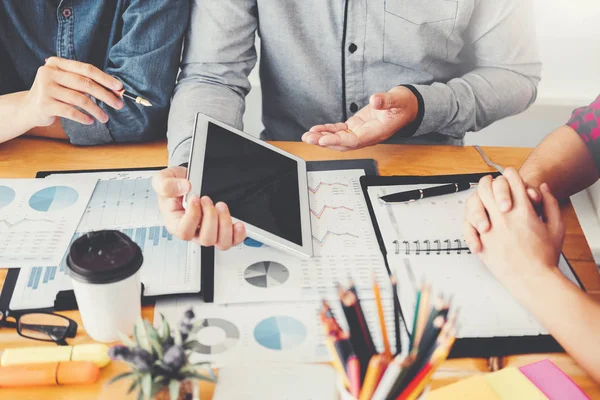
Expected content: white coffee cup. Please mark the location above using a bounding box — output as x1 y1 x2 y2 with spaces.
66 230 143 343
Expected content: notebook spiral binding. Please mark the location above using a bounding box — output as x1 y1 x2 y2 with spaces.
393 239 471 255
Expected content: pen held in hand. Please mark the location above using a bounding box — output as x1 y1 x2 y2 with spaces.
113 89 152 107
379 182 476 203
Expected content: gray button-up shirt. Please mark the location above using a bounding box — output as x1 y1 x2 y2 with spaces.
168 0 541 165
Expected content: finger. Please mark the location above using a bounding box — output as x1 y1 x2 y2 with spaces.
173 195 203 241
45 100 93 125
527 186 542 204
302 131 325 145
370 91 406 110
46 57 123 91
214 202 233 250
318 130 359 148
466 193 490 234
198 197 218 246
232 223 246 246
502 168 530 208
463 220 482 254
51 86 109 123
476 175 500 217
491 176 513 212
152 169 191 198
308 123 348 133
323 145 352 152
540 183 565 242
52 70 123 110
158 196 184 213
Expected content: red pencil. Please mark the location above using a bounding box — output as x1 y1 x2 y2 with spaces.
347 355 362 397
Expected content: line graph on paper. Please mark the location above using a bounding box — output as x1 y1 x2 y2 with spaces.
77 178 162 231
306 170 380 256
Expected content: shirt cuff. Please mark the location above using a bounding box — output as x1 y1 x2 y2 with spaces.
408 83 454 137
395 85 425 138
61 117 114 145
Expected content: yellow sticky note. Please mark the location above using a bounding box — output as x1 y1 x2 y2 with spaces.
485 367 548 400
427 375 499 400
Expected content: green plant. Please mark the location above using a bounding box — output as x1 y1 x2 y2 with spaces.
107 309 216 400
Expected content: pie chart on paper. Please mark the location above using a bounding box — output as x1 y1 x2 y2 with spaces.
29 186 79 212
0 186 15 209
244 261 289 288
253 316 307 351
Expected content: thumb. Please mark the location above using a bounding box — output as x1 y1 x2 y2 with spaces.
540 183 565 244
370 91 405 110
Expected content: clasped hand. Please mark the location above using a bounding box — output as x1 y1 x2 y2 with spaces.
463 168 565 285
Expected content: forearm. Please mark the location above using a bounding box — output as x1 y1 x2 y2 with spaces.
0 91 35 142
411 67 539 137
520 126 599 200
509 266 600 383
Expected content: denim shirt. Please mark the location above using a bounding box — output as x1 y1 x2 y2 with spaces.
0 0 189 144
168 0 541 166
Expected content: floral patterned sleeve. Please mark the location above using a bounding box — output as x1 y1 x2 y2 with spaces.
567 95 600 171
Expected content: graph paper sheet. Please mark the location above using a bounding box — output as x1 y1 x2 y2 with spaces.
9 172 201 310
0 178 97 268
213 169 390 304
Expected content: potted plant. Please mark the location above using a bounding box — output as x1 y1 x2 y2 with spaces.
107 309 216 400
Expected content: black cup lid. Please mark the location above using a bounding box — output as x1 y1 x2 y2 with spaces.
66 230 143 284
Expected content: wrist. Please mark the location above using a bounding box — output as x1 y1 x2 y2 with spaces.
503 260 560 304
15 91 39 131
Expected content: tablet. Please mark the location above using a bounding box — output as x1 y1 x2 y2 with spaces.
186 114 313 258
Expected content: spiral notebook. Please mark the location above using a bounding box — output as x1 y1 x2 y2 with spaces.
361 173 584 358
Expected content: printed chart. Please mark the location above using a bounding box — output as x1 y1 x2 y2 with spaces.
254 316 307 350
76 178 162 231
214 169 389 304
10 226 199 310
0 179 96 268
154 296 401 365
244 261 289 288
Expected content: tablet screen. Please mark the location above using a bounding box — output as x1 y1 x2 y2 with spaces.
201 122 303 246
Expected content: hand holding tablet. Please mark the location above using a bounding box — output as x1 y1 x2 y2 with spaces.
184 114 313 257
152 166 246 250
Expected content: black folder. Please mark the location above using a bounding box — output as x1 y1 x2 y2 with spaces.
360 172 585 359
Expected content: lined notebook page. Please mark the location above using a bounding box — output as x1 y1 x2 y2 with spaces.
367 184 474 254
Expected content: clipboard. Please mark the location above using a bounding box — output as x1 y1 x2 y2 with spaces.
360 172 585 359
0 159 378 313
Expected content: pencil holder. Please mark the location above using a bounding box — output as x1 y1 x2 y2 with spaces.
337 377 430 400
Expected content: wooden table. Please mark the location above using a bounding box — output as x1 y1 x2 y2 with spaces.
1 138 599 399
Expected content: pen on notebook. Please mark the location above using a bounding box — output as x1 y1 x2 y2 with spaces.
379 182 475 203
114 89 152 107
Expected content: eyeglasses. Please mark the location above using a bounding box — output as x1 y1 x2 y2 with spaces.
0 310 78 346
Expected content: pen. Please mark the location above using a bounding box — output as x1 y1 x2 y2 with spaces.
114 88 152 107
379 182 475 203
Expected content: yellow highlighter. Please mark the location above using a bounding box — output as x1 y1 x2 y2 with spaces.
1 343 111 368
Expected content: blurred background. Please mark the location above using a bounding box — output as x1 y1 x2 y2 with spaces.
242 0 600 264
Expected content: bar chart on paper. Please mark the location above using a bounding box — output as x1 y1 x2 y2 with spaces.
10 226 199 310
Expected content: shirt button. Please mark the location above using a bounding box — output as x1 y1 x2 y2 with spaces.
348 43 358 54
62 8 72 18
350 103 359 113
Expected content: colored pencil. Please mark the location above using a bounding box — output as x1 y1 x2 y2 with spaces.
347 355 362 397
373 274 392 357
359 353 392 400
391 275 402 355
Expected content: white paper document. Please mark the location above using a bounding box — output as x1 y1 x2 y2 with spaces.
9 171 201 310
214 169 389 304
154 295 400 366
0 178 96 268
213 364 337 400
